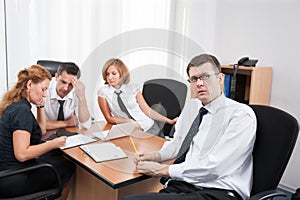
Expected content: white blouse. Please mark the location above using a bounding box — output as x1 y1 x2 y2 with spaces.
97 83 154 131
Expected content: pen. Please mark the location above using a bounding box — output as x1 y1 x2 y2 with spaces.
129 136 138 157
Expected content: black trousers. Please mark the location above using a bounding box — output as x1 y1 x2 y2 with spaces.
123 180 243 200
0 149 75 198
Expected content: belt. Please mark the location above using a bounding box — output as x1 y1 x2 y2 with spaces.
194 186 242 200
164 179 242 200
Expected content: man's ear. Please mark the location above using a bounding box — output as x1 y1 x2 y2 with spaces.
218 73 224 84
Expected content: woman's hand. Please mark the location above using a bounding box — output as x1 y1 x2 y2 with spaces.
131 120 143 131
36 97 45 107
166 117 178 125
52 136 67 148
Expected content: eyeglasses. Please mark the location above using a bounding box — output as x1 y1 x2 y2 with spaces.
188 73 219 83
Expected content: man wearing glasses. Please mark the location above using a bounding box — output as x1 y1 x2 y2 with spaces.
124 54 257 200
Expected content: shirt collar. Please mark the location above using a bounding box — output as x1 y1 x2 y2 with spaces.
21 97 32 109
203 93 226 115
109 84 128 93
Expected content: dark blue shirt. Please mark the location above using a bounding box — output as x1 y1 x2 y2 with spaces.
0 98 42 170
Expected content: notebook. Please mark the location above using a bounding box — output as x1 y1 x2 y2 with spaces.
80 142 127 162
44 128 78 141
91 122 136 141
60 134 97 150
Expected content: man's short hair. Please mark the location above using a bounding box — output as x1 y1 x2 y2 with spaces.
186 54 221 76
57 62 81 78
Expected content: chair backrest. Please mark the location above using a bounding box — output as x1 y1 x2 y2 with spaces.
142 78 187 137
37 60 63 77
250 105 299 196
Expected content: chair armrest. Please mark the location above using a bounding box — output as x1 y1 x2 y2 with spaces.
0 163 61 188
249 190 287 200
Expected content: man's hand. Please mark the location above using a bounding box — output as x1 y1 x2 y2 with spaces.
65 115 78 127
136 161 169 177
72 78 86 98
137 152 161 162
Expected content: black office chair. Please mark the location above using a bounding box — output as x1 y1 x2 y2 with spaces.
249 105 299 200
0 163 62 200
292 188 300 200
37 60 63 77
142 78 187 137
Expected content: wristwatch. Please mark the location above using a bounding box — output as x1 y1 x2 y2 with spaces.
36 105 44 109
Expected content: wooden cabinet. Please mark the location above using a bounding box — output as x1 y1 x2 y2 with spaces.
221 65 272 105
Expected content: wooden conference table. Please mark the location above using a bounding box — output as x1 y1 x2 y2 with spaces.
54 121 169 200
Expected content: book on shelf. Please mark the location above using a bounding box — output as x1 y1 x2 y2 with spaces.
223 73 249 104
223 74 231 98
235 74 248 104
229 74 237 99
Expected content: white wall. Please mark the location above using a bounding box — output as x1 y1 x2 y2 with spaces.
0 0 299 191
213 0 300 191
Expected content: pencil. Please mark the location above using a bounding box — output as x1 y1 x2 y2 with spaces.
129 136 138 156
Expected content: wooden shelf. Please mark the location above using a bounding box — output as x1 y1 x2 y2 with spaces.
221 65 272 105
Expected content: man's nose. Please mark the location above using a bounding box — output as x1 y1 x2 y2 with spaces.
196 78 204 86
63 83 69 90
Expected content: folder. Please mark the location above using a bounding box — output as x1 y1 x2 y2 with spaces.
60 134 97 149
80 142 127 162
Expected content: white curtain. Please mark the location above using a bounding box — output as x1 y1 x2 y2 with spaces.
3 0 215 120
0 0 7 97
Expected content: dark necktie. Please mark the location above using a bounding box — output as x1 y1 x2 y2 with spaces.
160 107 208 185
174 107 208 164
57 100 65 121
114 91 135 120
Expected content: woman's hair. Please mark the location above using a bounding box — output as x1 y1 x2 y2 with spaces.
102 58 130 85
0 65 52 117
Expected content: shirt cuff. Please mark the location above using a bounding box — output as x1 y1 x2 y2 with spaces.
168 163 183 180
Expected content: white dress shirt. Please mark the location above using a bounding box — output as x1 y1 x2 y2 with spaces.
159 94 257 199
97 83 154 131
43 79 91 129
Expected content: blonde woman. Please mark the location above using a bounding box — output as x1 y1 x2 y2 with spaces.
97 58 177 137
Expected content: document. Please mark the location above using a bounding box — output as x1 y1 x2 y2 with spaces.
60 134 97 150
80 142 127 162
91 122 136 141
